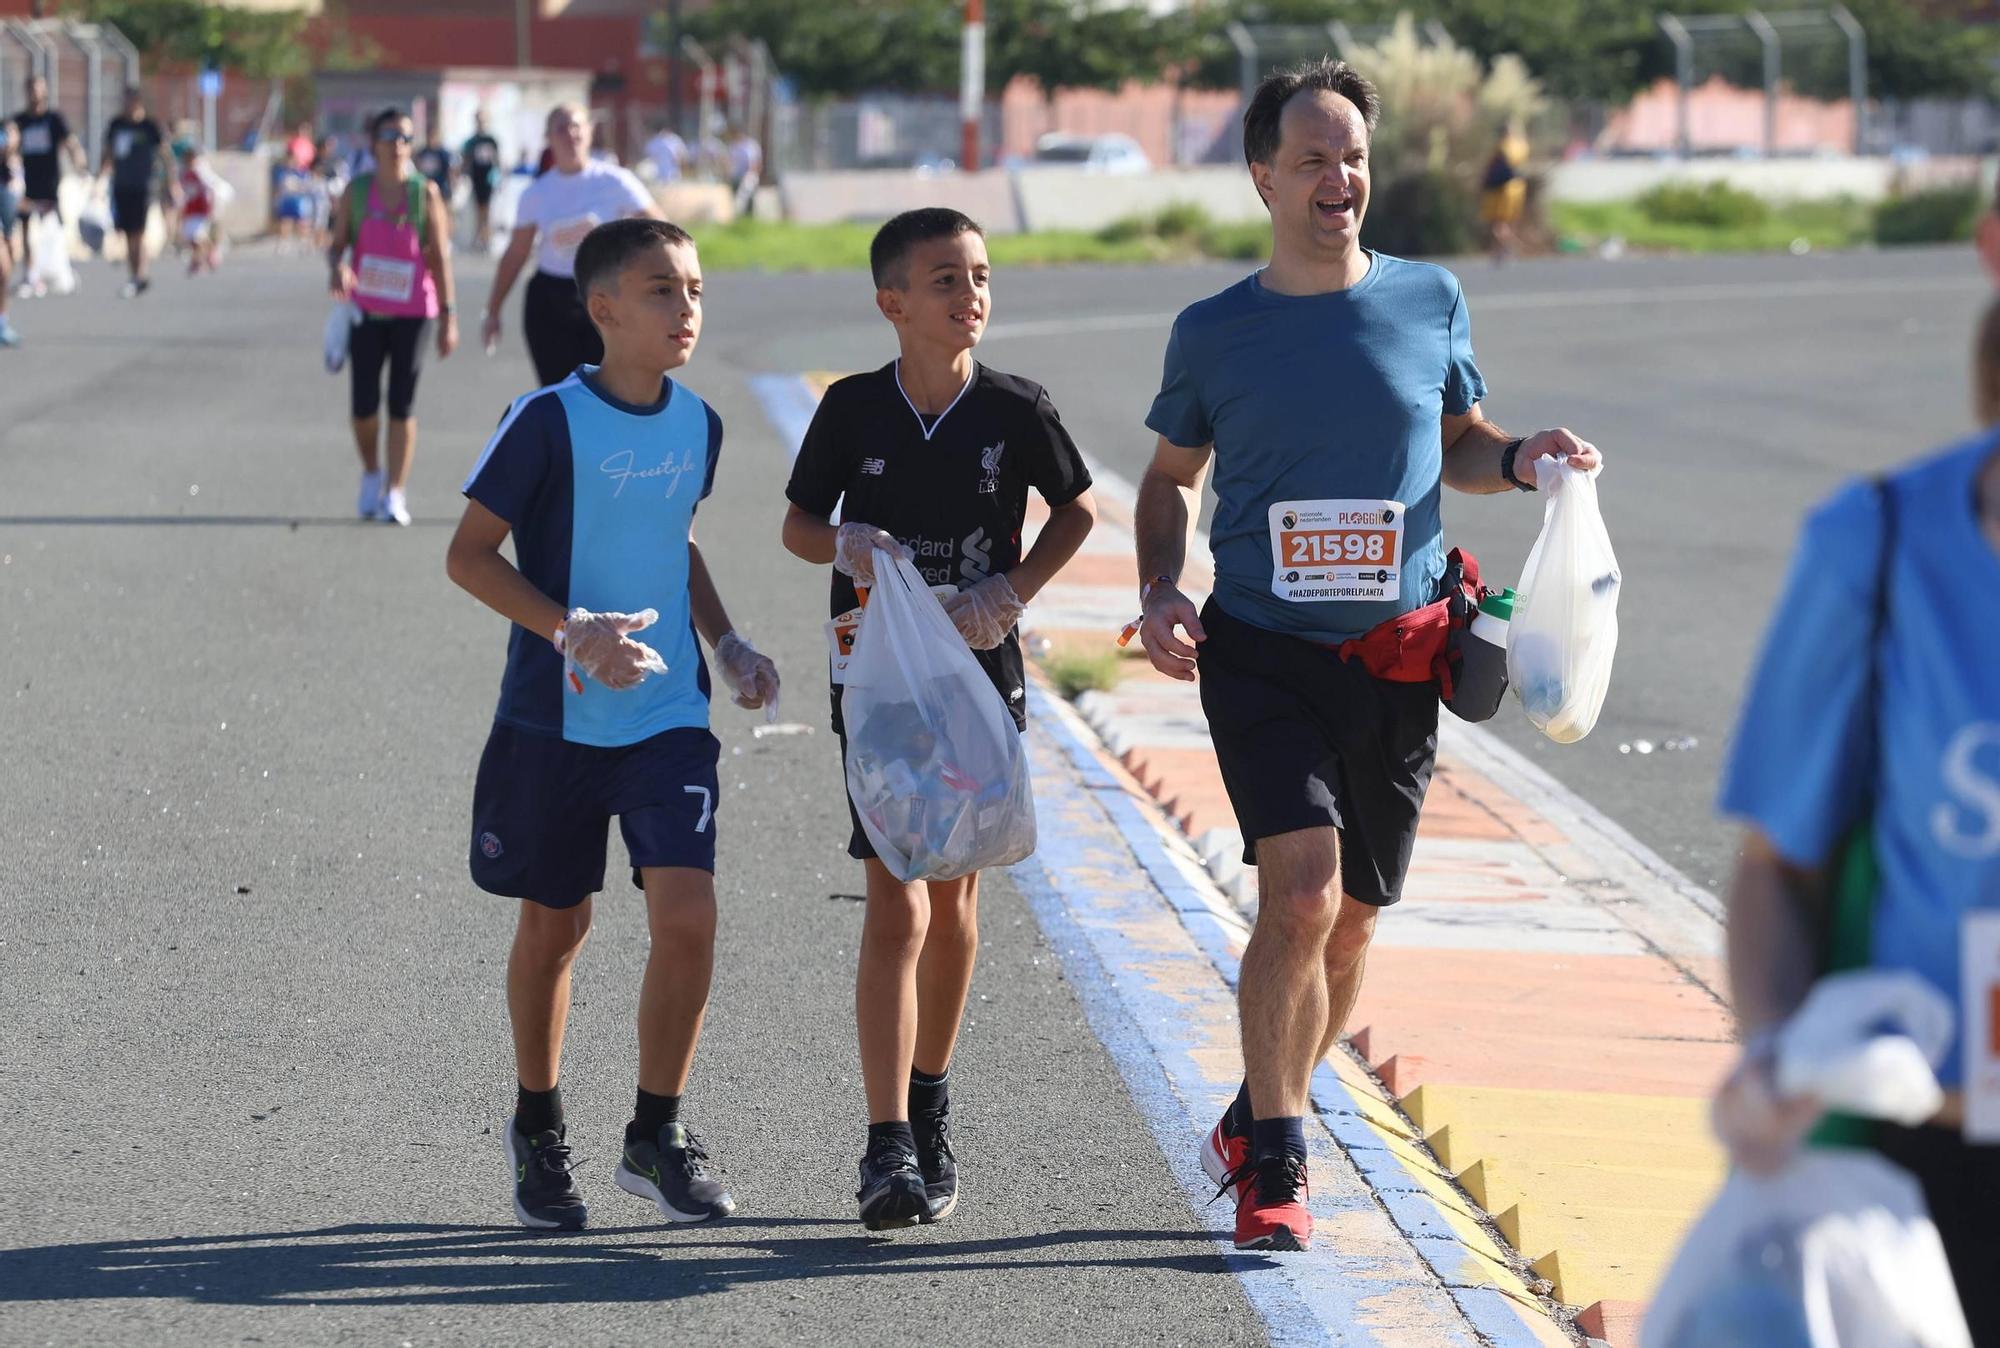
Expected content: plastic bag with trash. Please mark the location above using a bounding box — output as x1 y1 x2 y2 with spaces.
324 300 360 374
1643 972 1971 1348
1507 456 1620 743
27 211 77 294
76 197 109 256
841 551 1035 882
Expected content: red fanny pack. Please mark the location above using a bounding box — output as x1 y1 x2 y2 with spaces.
1331 548 1484 700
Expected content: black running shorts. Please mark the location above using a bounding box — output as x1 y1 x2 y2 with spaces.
524 269 602 388
1195 598 1440 906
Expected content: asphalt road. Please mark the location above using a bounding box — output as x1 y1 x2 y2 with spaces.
0 251 1262 1346
2 238 1981 1347
737 243 1986 894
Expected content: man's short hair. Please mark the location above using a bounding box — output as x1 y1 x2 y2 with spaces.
1242 58 1380 168
369 106 408 141
574 216 696 302
870 207 984 289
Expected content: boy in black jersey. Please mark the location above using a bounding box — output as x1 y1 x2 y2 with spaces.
782 208 1097 1229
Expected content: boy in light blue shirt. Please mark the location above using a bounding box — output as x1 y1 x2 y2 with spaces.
447 217 779 1232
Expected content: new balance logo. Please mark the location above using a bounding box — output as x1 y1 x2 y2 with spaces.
861 457 886 476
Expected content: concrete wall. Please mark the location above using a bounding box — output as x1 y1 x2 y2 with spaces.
1545 155 1983 205
1011 166 1261 232
779 165 1265 234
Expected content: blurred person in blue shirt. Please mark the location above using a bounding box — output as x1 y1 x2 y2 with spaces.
1716 298 2000 1338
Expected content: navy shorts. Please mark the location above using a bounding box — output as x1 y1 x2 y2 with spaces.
470 722 721 908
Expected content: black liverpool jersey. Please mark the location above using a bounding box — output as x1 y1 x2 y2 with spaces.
786 359 1092 733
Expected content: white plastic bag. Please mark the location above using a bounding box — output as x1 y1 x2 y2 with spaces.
841 551 1035 882
27 212 77 294
76 197 108 256
1646 971 1967 1348
1775 971 1954 1126
324 301 360 374
1507 456 1620 742
1643 1150 1971 1348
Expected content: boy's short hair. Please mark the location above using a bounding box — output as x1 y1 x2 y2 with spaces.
870 208 984 289
1242 58 1380 168
573 216 696 303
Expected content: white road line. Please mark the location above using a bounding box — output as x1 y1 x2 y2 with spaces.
980 271 1969 343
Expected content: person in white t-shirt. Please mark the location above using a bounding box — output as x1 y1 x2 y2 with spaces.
482 103 658 386
645 125 687 184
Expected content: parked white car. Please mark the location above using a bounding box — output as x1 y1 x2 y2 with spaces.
1031 132 1152 174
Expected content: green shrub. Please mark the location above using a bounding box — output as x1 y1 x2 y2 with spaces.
1638 181 1769 229
1874 185 1982 246
1151 201 1213 241
1199 220 1271 260
1094 214 1151 245
1363 170 1478 257
1042 649 1123 699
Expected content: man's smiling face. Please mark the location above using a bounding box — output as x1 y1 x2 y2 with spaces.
1253 88 1371 262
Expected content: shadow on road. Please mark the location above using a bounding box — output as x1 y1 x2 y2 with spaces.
0 1221 1252 1306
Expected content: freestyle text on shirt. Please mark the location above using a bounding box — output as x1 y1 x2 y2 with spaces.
785 360 1093 732
1721 432 2000 1086
464 367 724 747
1146 251 1487 644
514 161 653 279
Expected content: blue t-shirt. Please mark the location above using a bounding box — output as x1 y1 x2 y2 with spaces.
462 367 723 748
1145 252 1486 642
1719 433 2000 1086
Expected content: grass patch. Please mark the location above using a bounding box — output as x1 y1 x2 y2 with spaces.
1040 648 1125 700
1550 195 1872 254
688 206 1270 273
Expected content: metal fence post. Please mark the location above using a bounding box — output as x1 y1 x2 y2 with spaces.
1745 9 1780 157
1830 3 1868 155
1658 14 1693 159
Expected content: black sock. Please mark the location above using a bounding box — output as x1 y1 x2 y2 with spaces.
1251 1116 1307 1166
909 1066 950 1118
626 1088 681 1144
515 1083 563 1136
1227 1080 1254 1136
868 1120 918 1155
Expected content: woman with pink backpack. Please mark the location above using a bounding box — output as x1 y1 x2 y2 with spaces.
328 107 459 526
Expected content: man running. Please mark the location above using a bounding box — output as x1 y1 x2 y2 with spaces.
461 112 501 251
11 75 84 296
482 104 657 387
1134 58 1603 1252
100 86 177 298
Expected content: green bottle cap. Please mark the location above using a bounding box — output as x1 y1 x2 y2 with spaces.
1478 588 1515 621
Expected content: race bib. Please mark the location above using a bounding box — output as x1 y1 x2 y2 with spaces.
1963 912 2000 1142
354 256 417 304
111 130 134 162
547 213 600 265
19 125 50 155
1268 498 1406 603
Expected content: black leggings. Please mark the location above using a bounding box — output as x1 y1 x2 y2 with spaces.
1876 1124 2000 1342
349 315 431 421
524 270 601 388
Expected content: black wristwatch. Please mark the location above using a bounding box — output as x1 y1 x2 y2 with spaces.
1500 437 1536 492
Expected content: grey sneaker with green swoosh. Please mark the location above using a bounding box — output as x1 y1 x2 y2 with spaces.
615 1121 736 1222
504 1121 588 1231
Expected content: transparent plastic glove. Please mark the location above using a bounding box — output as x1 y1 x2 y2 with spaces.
941 573 1023 650
832 522 910 586
563 608 669 692
714 630 781 722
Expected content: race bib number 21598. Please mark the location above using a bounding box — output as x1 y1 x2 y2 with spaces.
1268 498 1405 603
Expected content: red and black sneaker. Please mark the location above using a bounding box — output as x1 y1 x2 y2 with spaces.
1199 1108 1251 1205
1227 1154 1312 1251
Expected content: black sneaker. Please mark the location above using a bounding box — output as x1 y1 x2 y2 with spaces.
504 1120 587 1231
913 1099 959 1223
615 1121 736 1222
856 1133 928 1231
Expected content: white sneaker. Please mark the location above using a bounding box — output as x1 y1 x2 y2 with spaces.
0 318 19 348
357 470 384 519
381 488 411 527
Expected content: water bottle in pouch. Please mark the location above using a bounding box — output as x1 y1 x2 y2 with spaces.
1448 588 1513 723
